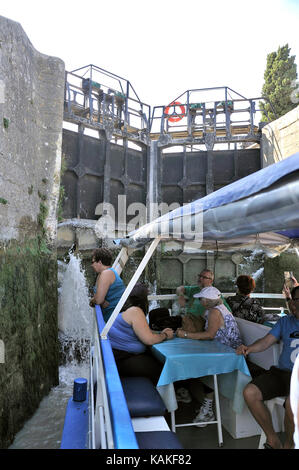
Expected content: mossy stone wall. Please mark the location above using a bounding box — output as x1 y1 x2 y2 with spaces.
0 242 59 448
0 16 64 448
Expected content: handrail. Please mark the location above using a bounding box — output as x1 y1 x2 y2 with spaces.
64 68 151 130
93 305 138 449
89 312 113 448
64 66 275 145
148 292 287 301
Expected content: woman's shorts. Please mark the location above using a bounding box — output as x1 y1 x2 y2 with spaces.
250 366 292 401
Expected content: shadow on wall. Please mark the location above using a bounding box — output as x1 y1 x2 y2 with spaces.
262 127 284 165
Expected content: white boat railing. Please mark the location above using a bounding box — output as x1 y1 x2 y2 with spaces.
148 292 290 317
148 293 286 301
148 292 288 310
89 312 114 449
88 306 138 449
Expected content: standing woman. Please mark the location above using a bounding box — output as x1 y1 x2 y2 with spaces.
90 248 125 322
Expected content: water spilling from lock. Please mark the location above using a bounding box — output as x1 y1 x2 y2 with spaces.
10 254 92 449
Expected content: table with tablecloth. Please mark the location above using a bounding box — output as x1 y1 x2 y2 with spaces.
151 337 251 415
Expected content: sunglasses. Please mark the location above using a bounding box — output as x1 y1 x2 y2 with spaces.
198 275 213 280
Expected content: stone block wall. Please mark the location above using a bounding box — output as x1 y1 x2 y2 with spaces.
261 105 299 166
0 16 64 448
0 16 64 246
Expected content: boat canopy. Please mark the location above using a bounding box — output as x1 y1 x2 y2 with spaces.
102 153 299 338
115 152 299 255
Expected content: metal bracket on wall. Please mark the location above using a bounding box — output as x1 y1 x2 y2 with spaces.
204 132 216 151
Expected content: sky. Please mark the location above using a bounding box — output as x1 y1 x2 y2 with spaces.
1 0 299 108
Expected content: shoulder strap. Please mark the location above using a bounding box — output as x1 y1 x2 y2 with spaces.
106 267 117 282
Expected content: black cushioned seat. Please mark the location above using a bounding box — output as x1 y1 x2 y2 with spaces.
121 377 166 417
135 431 183 449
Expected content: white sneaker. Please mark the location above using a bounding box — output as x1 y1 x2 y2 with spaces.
175 387 192 403
193 398 215 427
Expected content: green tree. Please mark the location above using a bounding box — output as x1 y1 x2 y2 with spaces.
260 44 298 122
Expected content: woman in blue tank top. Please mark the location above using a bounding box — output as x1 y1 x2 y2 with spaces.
109 283 174 384
90 248 125 322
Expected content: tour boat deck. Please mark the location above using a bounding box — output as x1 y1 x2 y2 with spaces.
169 401 284 450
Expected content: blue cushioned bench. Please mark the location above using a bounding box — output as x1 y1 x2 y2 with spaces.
121 377 183 449
121 377 166 417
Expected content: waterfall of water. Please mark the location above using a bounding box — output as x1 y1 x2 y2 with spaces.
58 253 93 363
10 253 93 449
58 253 93 338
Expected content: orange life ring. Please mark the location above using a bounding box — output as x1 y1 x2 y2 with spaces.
164 101 186 122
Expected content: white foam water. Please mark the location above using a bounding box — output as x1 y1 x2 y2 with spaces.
58 253 93 339
9 253 93 449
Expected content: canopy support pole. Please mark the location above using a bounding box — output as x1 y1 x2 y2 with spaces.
112 246 129 275
101 237 161 339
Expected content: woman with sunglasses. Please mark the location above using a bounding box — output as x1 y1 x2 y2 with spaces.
89 247 125 322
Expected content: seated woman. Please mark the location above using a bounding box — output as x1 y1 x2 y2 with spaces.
226 275 264 323
90 248 125 322
176 286 242 426
108 283 174 384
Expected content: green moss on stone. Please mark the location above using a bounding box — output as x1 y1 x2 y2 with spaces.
0 240 59 448
37 202 48 227
38 190 47 201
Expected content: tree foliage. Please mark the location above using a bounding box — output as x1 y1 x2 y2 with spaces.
260 44 298 122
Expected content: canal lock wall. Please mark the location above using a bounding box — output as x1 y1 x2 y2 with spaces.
0 16 64 448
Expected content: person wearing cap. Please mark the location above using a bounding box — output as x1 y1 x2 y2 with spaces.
177 286 242 349
176 286 242 426
176 269 231 317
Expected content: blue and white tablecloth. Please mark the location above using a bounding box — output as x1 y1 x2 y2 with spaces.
151 337 251 414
